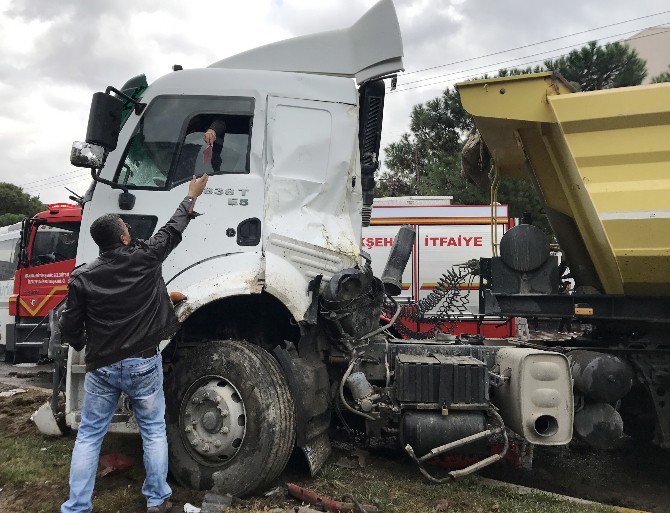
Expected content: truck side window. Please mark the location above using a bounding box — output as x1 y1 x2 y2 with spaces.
0 237 20 280
114 96 254 189
170 114 251 185
30 224 79 267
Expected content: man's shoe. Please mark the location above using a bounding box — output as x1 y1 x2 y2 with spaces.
147 500 172 513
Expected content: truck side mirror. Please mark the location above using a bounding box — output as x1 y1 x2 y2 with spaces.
70 141 105 169
86 92 124 151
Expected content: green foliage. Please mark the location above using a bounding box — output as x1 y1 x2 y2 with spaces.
0 182 45 227
378 87 548 233
651 65 670 83
498 41 647 91
379 41 650 237
0 213 25 227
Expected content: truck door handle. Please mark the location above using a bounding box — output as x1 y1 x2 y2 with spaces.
237 218 261 246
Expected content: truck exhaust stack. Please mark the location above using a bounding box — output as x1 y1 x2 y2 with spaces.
381 225 415 296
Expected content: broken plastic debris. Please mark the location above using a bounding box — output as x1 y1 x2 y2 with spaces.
351 448 369 467
31 402 65 436
201 492 233 512
264 485 285 497
184 504 201 513
0 388 26 398
98 453 134 477
335 448 369 469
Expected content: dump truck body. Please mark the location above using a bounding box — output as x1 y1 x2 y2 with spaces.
457 72 670 297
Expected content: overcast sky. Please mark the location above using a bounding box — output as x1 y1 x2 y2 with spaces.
0 0 668 204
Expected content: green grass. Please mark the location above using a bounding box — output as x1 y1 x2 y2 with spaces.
0 389 617 513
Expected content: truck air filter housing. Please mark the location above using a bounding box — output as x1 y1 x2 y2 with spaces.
499 224 549 272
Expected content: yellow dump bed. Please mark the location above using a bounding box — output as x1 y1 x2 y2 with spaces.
457 72 670 297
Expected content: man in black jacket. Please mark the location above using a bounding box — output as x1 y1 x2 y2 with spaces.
60 174 208 513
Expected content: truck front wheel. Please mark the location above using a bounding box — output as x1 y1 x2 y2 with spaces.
165 339 296 495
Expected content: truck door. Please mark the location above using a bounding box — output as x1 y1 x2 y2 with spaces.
80 96 263 282
263 96 361 318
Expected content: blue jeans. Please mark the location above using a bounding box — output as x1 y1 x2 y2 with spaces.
61 354 172 513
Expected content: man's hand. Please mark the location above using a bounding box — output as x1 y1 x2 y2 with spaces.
187 174 208 213
203 129 217 146
188 174 209 198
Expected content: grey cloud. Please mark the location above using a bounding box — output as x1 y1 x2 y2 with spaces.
5 0 177 88
268 1 370 35
152 33 203 56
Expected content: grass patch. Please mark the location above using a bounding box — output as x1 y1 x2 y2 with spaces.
0 389 617 513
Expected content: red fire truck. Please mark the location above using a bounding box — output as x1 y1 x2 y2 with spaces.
1 203 81 363
362 196 515 338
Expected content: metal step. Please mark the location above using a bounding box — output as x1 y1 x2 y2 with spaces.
14 341 46 347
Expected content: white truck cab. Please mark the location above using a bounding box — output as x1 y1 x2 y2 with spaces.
79 69 364 323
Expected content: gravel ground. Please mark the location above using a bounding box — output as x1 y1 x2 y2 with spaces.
483 441 670 512
0 358 53 390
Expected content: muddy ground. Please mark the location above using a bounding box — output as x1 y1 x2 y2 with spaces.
0 364 665 512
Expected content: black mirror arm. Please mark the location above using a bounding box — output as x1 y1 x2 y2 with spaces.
90 167 129 194
90 168 136 211
105 86 146 115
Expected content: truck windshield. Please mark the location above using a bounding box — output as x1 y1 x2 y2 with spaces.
30 223 79 267
114 96 254 189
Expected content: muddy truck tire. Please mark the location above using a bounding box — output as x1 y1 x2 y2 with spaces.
165 339 296 495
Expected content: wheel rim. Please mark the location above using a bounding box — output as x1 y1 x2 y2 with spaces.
180 376 247 464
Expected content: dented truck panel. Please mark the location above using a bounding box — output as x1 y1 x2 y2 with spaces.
171 253 265 322
264 96 362 320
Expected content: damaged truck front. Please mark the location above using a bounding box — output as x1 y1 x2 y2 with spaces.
47 0 573 495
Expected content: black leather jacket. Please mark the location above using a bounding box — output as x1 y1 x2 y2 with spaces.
60 197 196 371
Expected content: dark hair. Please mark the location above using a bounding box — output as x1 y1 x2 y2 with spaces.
90 213 124 250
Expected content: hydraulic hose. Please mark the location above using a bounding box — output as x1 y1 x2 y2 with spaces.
339 353 378 422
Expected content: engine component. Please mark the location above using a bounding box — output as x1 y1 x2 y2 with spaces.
492 348 573 445
567 350 633 403
573 402 624 450
488 255 560 295
381 225 415 296
404 408 509 482
400 411 487 457
345 371 379 413
319 267 384 343
346 371 374 401
482 219 559 297
394 354 488 407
